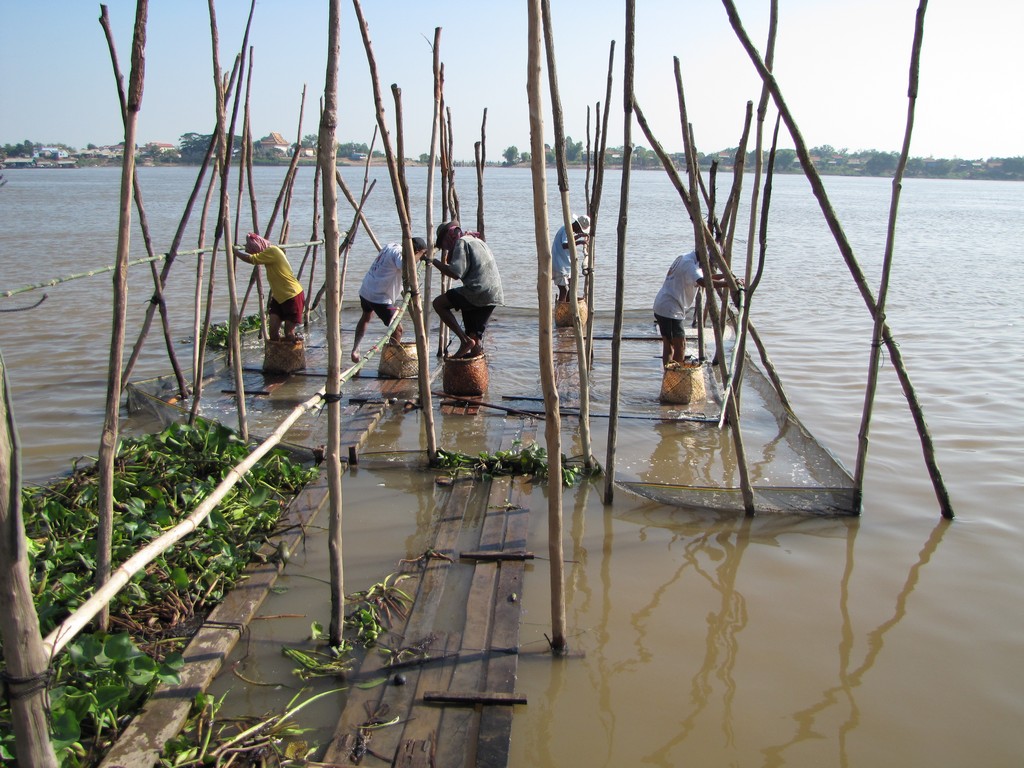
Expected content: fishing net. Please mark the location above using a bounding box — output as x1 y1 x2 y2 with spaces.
619 356 857 516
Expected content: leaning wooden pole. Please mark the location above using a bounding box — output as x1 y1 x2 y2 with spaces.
0 351 57 767
540 0 594 469
586 41 615 370
351 0 438 460
721 0 953 518
423 27 442 338
318 0 346 646
675 59 755 515
94 0 147 631
603 0 636 505
527 0 567 653
99 7 189 398
854 0 929 511
209 0 250 441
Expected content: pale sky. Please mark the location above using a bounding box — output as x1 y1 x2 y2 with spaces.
2 1 1020 162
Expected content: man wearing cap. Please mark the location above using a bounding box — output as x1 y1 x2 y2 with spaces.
425 220 503 359
233 232 304 341
551 214 590 302
351 238 428 363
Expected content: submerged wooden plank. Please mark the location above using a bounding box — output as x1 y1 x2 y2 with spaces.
425 690 528 705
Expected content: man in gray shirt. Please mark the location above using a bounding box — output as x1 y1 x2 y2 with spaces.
426 220 504 359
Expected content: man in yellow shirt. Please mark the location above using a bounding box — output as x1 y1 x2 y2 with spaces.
234 232 304 341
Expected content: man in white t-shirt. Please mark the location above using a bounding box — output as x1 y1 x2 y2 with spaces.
551 213 590 302
351 238 427 363
652 249 730 369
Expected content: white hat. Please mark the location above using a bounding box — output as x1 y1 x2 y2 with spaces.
572 214 591 234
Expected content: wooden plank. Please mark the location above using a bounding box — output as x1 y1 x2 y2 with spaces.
321 480 475 764
459 550 534 562
424 691 527 705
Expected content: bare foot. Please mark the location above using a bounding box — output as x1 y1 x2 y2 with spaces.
351 349 361 363
452 338 479 359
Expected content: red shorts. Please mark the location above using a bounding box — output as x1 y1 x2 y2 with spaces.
269 292 305 324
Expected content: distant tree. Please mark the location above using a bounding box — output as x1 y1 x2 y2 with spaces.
773 148 798 173
520 151 531 163
301 134 318 148
502 145 519 166
865 151 898 177
87 143 97 150
811 144 836 157
179 132 213 162
564 136 583 162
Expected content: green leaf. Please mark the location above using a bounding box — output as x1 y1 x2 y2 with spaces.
103 633 138 662
171 567 190 590
355 676 389 689
94 684 131 712
49 708 82 752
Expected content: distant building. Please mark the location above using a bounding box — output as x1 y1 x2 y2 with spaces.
259 132 291 154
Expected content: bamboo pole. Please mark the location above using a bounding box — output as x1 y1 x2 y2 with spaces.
540 0 594 470
191 156 221 419
317 0 346 648
209 0 251 442
674 58 755 515
94 0 147 632
122 127 219 390
351 0 438 463
720 0 953 519
603 0 635 505
99 9 189 399
526 0 567 653
301 161 322 324
720 115 779 427
0 352 57 767
585 41 615 371
336 169 381 251
854 0 930 511
42 385 330 660
475 108 487 239
423 27 442 342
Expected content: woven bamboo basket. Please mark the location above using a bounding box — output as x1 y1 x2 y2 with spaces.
443 354 488 396
659 362 705 404
263 338 306 373
378 341 419 379
554 297 588 327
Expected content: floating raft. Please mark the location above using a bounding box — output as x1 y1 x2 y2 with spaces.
321 418 536 768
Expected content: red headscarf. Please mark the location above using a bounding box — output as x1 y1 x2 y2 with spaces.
245 232 271 254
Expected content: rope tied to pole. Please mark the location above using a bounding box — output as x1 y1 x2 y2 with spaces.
0 667 54 702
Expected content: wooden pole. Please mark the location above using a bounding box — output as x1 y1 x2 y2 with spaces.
423 27 442 341
191 154 221 422
99 9 189 399
209 0 251 442
0 351 57 767
527 0 567 653
122 127 218 391
603 0 635 505
674 58 755 515
94 0 147 632
854 0 930 511
586 41 615 371
540 0 594 470
318 0 346 647
475 108 487 239
721 0 953 519
351 0 438 464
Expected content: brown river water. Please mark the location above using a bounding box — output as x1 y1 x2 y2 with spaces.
1 166 1021 766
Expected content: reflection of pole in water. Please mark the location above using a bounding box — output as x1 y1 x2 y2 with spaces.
643 516 753 760
761 518 949 764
